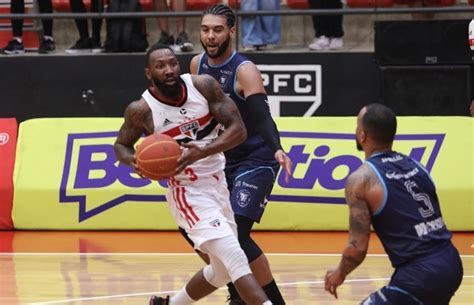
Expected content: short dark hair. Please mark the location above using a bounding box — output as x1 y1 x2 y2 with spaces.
145 43 174 66
203 4 235 28
362 103 397 144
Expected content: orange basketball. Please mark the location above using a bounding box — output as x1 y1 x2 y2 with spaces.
135 133 181 180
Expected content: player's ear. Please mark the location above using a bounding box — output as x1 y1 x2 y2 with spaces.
360 130 368 144
229 26 236 38
144 68 151 80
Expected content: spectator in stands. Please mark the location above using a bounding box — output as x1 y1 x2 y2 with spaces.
470 100 474 116
308 0 344 51
240 0 281 51
0 0 55 54
66 0 104 54
153 0 193 52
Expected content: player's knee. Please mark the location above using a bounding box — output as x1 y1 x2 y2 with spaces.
222 241 252 282
203 265 230 288
238 234 263 263
235 215 263 263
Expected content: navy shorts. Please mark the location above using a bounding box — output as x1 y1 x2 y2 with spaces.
225 154 279 223
361 243 463 305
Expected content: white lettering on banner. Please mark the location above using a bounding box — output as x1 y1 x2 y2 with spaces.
414 216 445 237
0 132 9 145
257 65 322 117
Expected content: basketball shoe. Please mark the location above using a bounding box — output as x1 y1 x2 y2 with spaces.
149 295 170 305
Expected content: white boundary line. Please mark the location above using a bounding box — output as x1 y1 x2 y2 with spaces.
21 275 474 305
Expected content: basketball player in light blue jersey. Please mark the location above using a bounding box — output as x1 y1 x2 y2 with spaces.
325 103 463 305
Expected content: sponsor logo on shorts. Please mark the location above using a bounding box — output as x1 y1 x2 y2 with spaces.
209 219 221 227
236 189 252 208
235 180 258 190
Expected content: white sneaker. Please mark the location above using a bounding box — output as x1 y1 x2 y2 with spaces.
329 37 343 50
308 36 329 51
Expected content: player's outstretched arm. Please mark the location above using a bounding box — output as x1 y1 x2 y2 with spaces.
114 100 148 173
237 63 293 181
325 167 371 299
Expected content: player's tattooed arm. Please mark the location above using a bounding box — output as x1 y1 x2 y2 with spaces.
192 75 247 155
324 165 372 299
114 100 149 167
339 166 372 276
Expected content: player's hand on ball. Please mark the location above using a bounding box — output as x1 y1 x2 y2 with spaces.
175 142 205 174
131 155 145 178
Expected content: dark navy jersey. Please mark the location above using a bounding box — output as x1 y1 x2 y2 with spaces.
197 51 274 163
366 151 452 267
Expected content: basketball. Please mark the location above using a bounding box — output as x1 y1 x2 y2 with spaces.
135 133 181 180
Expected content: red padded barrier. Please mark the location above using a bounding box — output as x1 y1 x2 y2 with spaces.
287 0 310 9
394 0 455 5
52 0 155 11
171 0 222 10
0 118 17 230
228 0 240 9
347 0 393 7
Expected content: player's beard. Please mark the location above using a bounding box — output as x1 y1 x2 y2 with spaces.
201 34 231 59
153 77 181 98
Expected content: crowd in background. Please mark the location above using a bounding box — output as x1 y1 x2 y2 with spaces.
0 0 346 54
0 0 469 55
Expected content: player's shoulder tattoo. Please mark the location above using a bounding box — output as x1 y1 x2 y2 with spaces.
345 165 372 208
192 74 222 102
124 99 150 126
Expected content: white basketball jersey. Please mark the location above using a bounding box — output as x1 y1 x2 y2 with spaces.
142 73 225 182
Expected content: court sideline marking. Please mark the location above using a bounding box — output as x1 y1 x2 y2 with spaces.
1 252 473 257
22 275 474 305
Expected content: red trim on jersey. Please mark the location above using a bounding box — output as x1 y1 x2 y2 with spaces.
148 80 187 107
163 112 213 138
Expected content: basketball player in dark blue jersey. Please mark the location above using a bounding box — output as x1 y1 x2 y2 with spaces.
178 4 292 305
325 103 463 305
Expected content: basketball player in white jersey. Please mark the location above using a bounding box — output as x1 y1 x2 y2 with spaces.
114 43 273 305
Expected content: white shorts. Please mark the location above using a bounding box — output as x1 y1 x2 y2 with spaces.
166 172 237 251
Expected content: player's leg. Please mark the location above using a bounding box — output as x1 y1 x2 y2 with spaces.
200 235 271 305
387 243 463 305
178 226 210 263
227 165 284 305
234 215 284 305
360 287 420 305
151 235 272 305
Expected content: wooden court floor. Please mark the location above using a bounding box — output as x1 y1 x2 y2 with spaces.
0 231 473 305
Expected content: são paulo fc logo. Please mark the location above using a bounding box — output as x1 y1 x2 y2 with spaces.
236 189 252 208
0 132 9 145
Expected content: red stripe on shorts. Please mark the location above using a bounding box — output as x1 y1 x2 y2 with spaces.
181 188 200 223
174 187 193 227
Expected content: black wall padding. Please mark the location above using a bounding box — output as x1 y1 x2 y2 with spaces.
380 65 471 115
375 20 473 65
